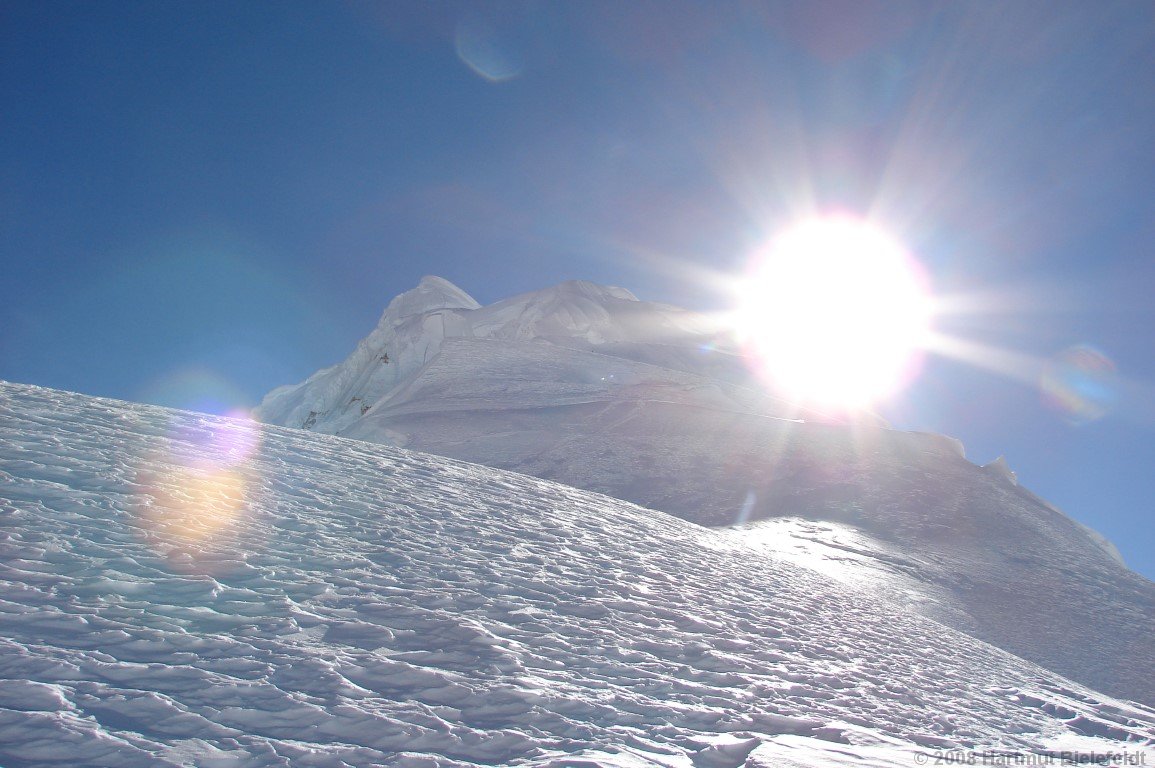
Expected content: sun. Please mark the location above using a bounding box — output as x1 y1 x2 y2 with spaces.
734 215 933 411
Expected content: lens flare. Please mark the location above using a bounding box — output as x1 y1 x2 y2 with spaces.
455 16 523 82
1041 345 1117 425
133 411 262 573
734 215 933 411
170 409 260 471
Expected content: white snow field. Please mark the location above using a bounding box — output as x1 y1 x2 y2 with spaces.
259 278 1155 708
3 381 1155 766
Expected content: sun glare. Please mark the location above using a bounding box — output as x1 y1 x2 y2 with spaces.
734 216 933 411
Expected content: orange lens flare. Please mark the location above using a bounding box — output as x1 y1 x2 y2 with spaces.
132 411 262 573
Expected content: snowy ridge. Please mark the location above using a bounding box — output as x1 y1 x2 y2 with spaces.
257 276 827 438
258 276 482 435
2 381 1154 766
383 275 481 319
260 277 1155 708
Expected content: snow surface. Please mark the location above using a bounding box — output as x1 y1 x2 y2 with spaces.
259 278 1155 708
3 380 1154 766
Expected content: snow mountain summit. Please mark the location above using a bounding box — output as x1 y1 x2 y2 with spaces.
260 276 1155 708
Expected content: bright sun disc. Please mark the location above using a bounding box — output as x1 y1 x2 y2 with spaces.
735 216 932 410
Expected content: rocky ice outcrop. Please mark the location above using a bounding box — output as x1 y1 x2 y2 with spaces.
982 455 1018 485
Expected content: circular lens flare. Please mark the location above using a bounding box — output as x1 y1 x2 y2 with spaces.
734 215 932 411
455 17 523 82
1041 345 1117 425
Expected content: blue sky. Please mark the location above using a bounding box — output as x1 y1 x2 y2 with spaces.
3 1 1154 577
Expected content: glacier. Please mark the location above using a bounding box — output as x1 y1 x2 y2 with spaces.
259 277 1155 708
2 380 1154 766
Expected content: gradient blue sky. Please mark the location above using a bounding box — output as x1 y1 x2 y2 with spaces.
3 2 1155 577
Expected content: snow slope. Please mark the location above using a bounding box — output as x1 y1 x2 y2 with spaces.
3 381 1154 766
259 278 1155 708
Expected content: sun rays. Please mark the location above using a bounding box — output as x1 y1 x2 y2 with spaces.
731 215 933 412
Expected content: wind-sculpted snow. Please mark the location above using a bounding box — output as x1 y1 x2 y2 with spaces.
256 277 828 439
260 278 1155 708
2 382 1154 766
